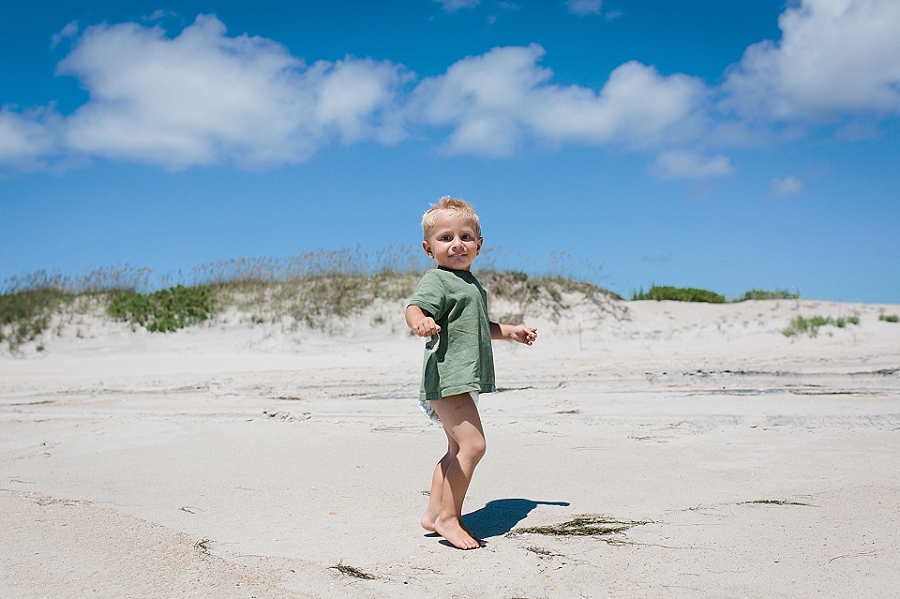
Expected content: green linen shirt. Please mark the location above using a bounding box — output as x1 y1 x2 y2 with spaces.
409 267 496 401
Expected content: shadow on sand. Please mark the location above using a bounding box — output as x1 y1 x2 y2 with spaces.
462 498 570 539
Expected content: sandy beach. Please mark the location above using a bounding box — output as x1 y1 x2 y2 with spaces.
2 296 899 598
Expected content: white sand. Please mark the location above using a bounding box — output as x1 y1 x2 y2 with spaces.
2 297 899 598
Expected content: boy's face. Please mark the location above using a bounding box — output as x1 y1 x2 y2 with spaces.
423 211 483 271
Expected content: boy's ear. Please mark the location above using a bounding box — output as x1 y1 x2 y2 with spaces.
476 237 483 254
422 240 434 258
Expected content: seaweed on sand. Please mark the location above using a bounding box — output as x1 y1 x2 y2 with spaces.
508 514 650 538
329 563 376 580
741 499 811 506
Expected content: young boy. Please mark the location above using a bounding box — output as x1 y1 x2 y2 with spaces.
406 196 537 550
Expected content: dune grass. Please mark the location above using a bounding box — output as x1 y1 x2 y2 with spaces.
1 248 621 350
631 286 802 303
879 313 899 323
0 266 151 350
782 314 860 338
736 289 800 301
478 270 623 324
0 287 74 350
631 285 725 304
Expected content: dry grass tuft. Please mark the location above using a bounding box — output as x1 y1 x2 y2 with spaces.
478 270 624 324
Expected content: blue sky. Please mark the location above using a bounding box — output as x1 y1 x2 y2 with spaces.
1 0 898 302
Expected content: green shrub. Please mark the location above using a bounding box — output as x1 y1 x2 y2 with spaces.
879 314 899 323
736 289 800 301
782 314 860 338
631 285 724 304
108 284 215 332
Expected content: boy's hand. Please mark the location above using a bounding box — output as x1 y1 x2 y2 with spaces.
406 305 441 337
509 325 538 346
412 316 441 338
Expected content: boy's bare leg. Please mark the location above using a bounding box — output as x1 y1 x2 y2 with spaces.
421 440 483 544
421 438 457 532
428 393 487 550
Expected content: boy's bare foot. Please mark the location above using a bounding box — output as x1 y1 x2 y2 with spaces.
422 513 485 545
434 516 484 550
421 511 438 532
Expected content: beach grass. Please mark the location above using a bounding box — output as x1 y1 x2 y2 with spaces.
631 285 725 304
736 289 800 301
631 286 802 303
0 287 73 349
782 314 860 338
1 248 621 349
1 265 153 350
879 313 899 323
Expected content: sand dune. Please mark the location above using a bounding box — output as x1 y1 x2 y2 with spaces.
2 297 898 598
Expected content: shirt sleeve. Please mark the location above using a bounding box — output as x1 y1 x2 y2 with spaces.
408 270 446 320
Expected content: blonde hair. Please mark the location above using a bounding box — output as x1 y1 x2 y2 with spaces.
421 196 482 240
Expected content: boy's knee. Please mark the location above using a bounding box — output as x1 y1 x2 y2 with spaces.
466 438 487 461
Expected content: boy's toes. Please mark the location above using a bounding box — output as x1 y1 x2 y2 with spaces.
434 518 482 550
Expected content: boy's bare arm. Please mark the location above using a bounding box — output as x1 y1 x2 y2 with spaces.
490 322 538 346
406 305 441 338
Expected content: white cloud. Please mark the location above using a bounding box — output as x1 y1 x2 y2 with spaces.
770 175 806 196
435 0 480 11
530 60 707 148
567 0 602 16
605 10 622 20
652 151 734 180
834 120 878 141
0 108 58 167
7 2 900 172
51 21 78 48
410 44 707 156
722 0 900 122
54 15 408 169
145 9 175 21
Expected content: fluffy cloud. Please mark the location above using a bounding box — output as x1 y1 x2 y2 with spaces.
4 2 899 171
435 0 480 11
145 9 175 21
770 175 806 196
722 0 900 122
0 108 58 167
652 151 734 180
411 44 707 155
51 21 78 48
567 0 602 16
54 15 408 169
